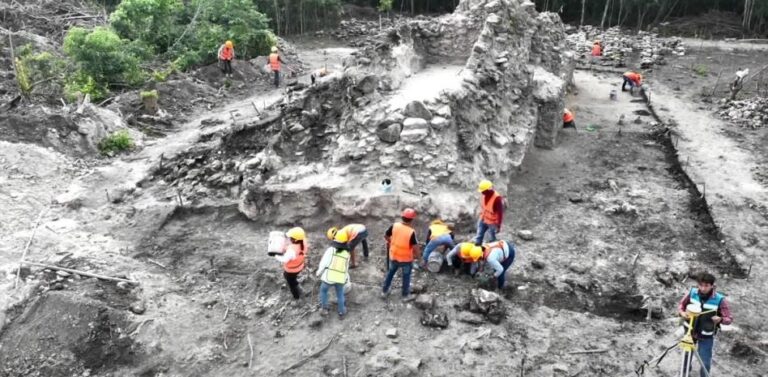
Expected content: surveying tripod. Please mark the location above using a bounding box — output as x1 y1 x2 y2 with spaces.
635 308 717 377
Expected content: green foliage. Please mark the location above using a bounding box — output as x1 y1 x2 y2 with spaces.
140 89 159 99
63 27 144 95
64 72 108 101
378 0 393 13
14 45 67 97
14 58 32 96
110 0 183 54
693 64 709 76
99 130 135 154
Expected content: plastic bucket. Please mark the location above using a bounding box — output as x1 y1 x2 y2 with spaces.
380 178 393 193
344 281 352 294
609 89 618 101
267 231 287 254
427 252 444 273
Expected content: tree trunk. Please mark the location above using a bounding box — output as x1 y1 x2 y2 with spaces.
637 3 649 32
600 0 611 29
617 0 623 27
299 0 304 35
273 0 280 35
580 0 586 27
410 0 414 15
285 0 291 35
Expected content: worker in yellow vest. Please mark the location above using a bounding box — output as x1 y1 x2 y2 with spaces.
421 219 455 269
475 180 504 245
316 232 351 319
268 46 286 88
274 227 307 299
326 224 369 268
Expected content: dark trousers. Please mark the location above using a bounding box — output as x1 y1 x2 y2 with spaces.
382 260 412 297
563 120 576 129
451 255 475 276
221 60 232 75
273 70 280 87
283 271 301 299
622 76 635 91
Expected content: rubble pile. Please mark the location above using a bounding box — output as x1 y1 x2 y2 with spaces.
319 19 399 46
717 97 768 128
566 26 684 68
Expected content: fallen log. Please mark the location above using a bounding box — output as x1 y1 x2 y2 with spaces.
21 261 140 285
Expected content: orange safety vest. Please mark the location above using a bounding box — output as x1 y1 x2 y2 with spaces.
428 223 451 240
269 53 281 71
283 242 306 273
482 241 507 262
389 222 415 263
219 46 234 61
341 224 365 240
480 191 502 224
591 44 602 56
563 109 574 123
624 72 642 85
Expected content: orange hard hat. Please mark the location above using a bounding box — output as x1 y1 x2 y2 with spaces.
401 208 417 220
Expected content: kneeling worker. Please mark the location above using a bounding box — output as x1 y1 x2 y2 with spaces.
478 240 516 290
422 220 455 268
327 224 369 268
563 108 576 129
316 233 351 319
446 242 482 276
622 71 643 92
274 227 308 299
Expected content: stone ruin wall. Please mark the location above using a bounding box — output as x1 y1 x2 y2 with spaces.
238 0 573 224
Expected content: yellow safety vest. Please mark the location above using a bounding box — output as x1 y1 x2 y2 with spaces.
429 223 451 240
325 250 350 284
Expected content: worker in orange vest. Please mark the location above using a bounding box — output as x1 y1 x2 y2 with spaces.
591 41 602 57
218 40 235 78
268 46 286 88
563 108 575 129
274 227 307 299
475 180 504 245
622 71 643 92
326 224 369 268
382 208 420 302
445 242 482 276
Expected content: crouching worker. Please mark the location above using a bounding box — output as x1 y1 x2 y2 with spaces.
446 242 482 276
422 220 455 269
622 71 643 92
273 227 307 299
326 224 369 268
563 108 576 129
478 240 516 290
316 236 351 319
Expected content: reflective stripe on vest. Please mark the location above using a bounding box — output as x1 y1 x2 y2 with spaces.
283 243 305 273
689 288 724 337
482 241 508 262
563 110 574 123
269 53 280 71
480 191 501 224
429 224 450 240
389 222 415 262
325 250 349 284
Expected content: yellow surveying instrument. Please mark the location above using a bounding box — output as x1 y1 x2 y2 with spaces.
635 303 717 377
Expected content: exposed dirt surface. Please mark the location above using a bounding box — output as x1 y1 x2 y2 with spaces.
2 2 768 377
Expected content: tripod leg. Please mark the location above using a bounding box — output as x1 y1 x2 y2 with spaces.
679 350 693 377
693 348 712 377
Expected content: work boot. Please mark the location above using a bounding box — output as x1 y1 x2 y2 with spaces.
402 295 416 303
320 308 329 317
338 312 345 320
380 291 389 300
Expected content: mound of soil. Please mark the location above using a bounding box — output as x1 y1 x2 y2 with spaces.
0 291 143 377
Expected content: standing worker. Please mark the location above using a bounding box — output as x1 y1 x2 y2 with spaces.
326 224 369 268
382 208 420 302
316 233 351 319
622 71 643 92
273 227 307 300
475 180 504 245
218 40 235 78
446 242 482 276
563 108 576 129
677 272 733 377
421 220 455 269
477 240 516 290
591 40 602 57
268 46 286 88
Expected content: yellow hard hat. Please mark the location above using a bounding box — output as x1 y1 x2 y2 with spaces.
459 243 474 258
271 46 278 53
333 231 349 244
430 219 445 225
285 227 305 241
478 180 493 192
326 227 338 240
225 40 233 48
469 246 483 262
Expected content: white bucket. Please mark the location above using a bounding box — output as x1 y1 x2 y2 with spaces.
268 231 287 254
427 252 444 273
609 89 618 101
344 281 352 294
380 178 393 193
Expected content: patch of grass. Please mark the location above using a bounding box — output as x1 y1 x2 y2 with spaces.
693 64 709 76
140 89 158 100
99 130 134 155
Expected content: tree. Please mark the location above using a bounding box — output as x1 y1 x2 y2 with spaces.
379 0 393 30
110 0 183 54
